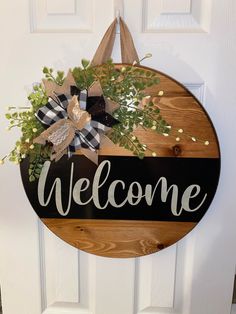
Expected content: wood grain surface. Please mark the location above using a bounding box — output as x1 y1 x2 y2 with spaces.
41 65 220 257
42 219 197 258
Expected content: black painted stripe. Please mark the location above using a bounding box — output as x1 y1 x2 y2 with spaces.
20 155 220 222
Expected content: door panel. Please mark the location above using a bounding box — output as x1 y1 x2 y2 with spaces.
0 1 235 314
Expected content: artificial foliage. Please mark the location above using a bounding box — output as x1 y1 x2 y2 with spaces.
1 56 209 181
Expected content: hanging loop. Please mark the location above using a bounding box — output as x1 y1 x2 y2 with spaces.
91 17 139 66
116 10 120 34
114 0 124 33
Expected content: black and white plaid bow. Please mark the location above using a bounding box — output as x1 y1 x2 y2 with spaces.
35 87 119 158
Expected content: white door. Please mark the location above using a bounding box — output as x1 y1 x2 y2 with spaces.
0 0 236 313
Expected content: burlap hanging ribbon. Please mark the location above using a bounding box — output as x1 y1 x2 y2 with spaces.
91 17 139 66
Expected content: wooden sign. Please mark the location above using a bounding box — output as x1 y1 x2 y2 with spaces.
20 67 220 258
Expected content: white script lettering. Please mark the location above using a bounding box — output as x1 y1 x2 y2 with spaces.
38 160 207 217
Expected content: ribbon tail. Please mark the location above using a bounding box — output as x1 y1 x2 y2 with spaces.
80 148 98 165
88 81 103 97
68 133 83 156
100 133 116 147
43 70 76 99
105 98 120 114
90 120 107 133
68 128 99 165
76 124 100 164
35 97 68 126
33 134 47 145
54 149 67 162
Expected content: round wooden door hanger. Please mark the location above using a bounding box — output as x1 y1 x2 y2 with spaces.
17 18 220 258
20 64 220 258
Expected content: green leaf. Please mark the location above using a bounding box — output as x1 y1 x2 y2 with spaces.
35 168 41 174
57 71 64 77
43 67 49 74
29 175 35 182
81 59 90 69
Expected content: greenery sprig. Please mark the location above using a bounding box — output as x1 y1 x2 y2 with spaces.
2 84 52 180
